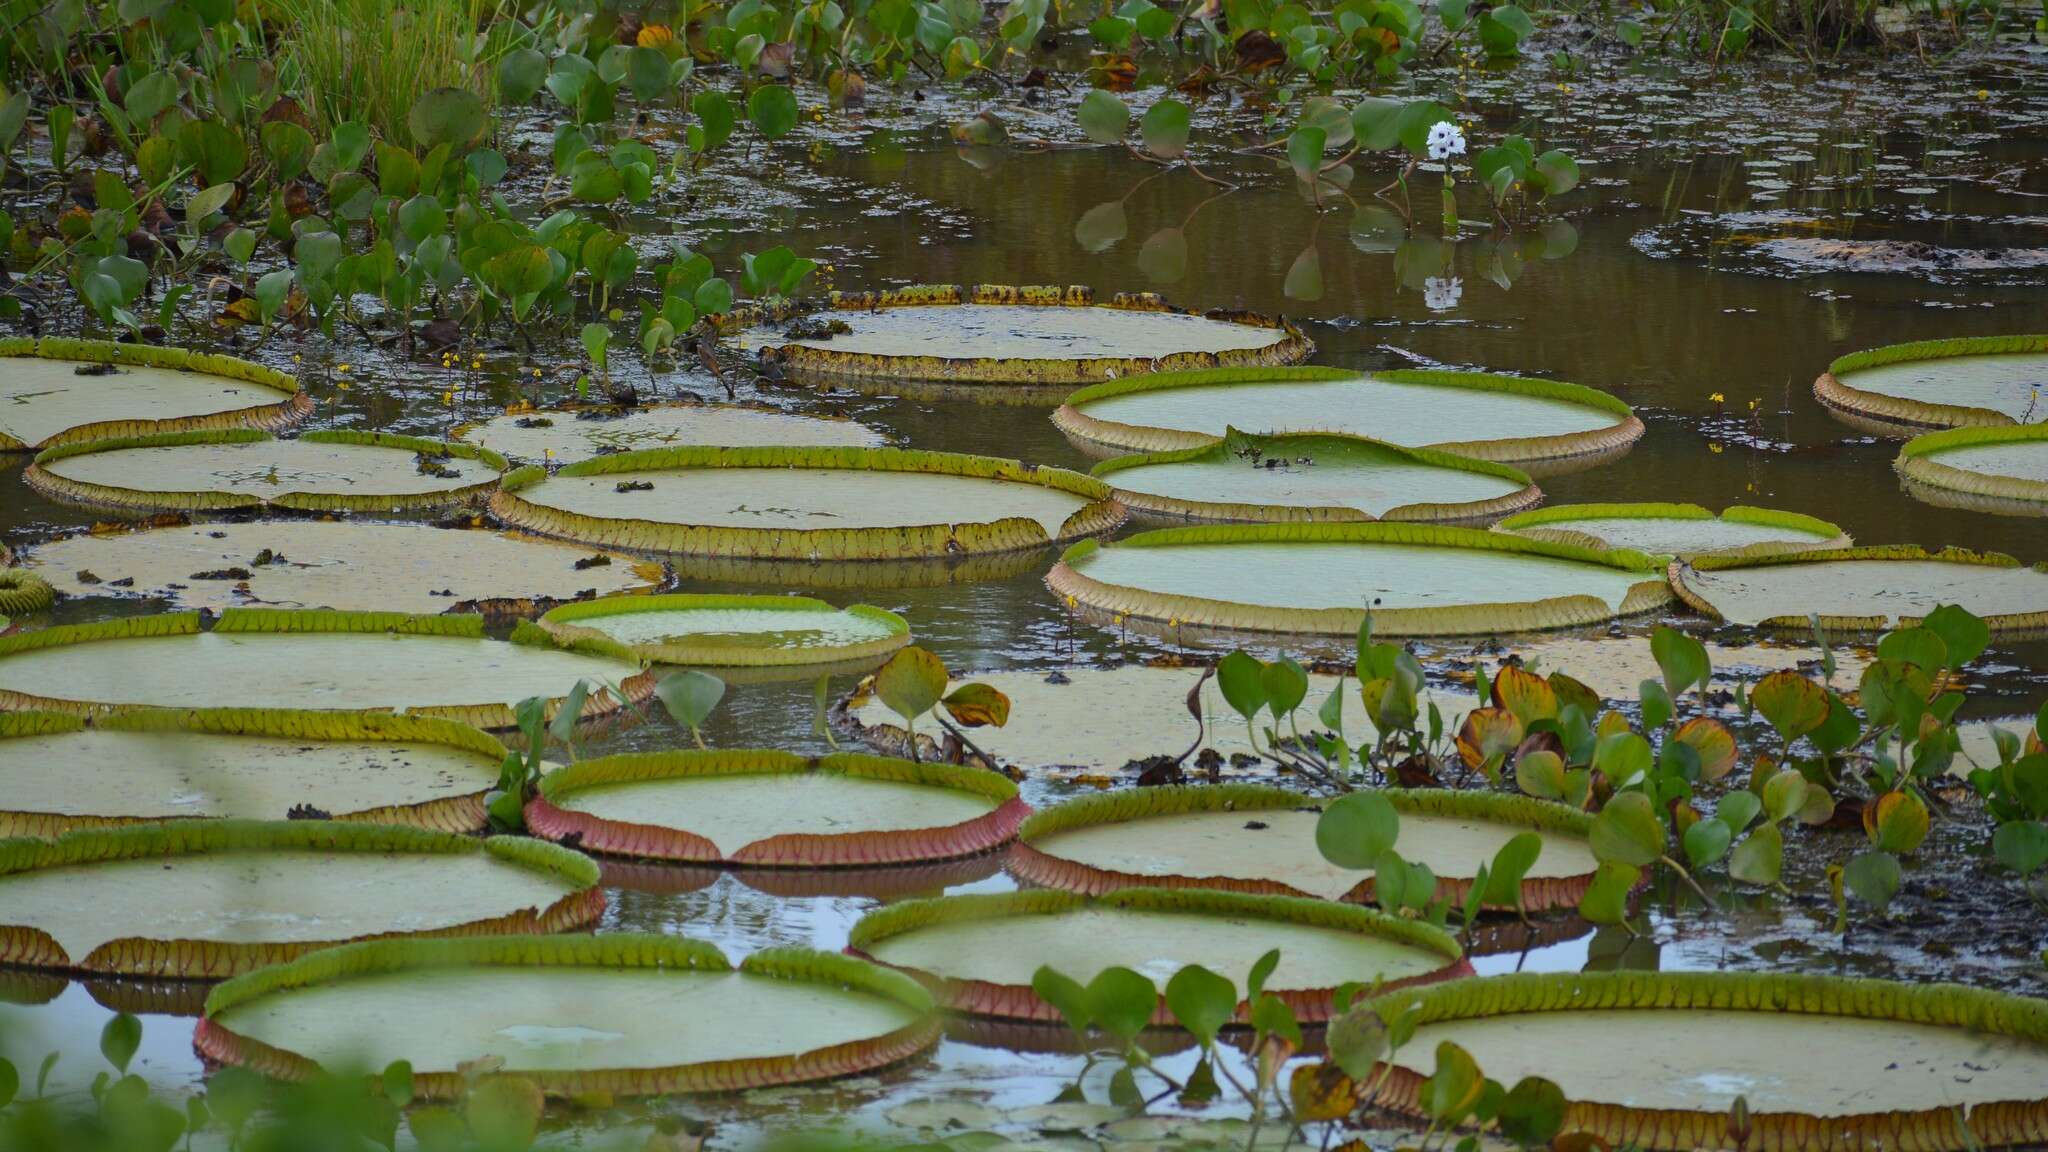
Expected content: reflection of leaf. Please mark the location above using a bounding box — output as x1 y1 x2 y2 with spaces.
1282 245 1322 301
1074 200 1127 252
1349 205 1406 253
1540 218 1579 258
1137 226 1187 282
1394 236 1446 287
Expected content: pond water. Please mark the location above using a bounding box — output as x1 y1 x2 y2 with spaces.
3 32 2047 1151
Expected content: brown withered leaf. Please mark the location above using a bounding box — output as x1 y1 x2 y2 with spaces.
1288 1062 1360 1122
1093 55 1139 91
941 682 1011 728
1232 29 1286 72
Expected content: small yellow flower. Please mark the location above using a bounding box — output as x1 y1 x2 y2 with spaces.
336 363 350 373
1708 392 1725 403
532 368 543 379
292 353 302 363
1978 89 1990 100
1709 443 1723 454
442 390 454 406
1064 595 1077 608
1748 399 1758 410
544 448 555 460
472 357 482 370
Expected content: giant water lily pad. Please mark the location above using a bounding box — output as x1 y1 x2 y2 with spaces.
729 284 1310 385
1368 971 2048 1151
1094 430 1541 524
0 610 654 729
1011 785 1599 911
1048 524 1671 639
1815 334 2048 433
1497 503 1847 559
0 822 601 978
849 888 1465 1024
457 402 887 464
526 749 1027 866
19 520 661 615
0 338 310 451
1896 425 2048 516
491 445 1121 560
839 664 1476 775
0 709 518 838
1672 546 2048 634
196 935 938 1097
538 593 909 669
1053 367 1642 473
25 429 505 513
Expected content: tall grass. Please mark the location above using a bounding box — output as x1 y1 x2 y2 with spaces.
267 0 517 147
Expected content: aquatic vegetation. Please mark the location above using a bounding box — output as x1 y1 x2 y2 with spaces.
1495 502 1849 559
1672 545 2048 634
0 708 521 836
0 609 654 728
1012 782 1599 914
455 401 887 465
24 429 507 514
1359 971 2048 1150
1093 429 1542 524
526 748 1027 865
1048 523 1671 639
731 285 1311 386
18 519 662 615
849 888 1466 1024
1895 424 2048 517
196 934 938 1097
0 569 53 616
1053 366 1641 473
537 593 909 670
491 445 1122 560
0 821 601 977
1814 334 2048 433
0 339 308 450
868 645 1013 762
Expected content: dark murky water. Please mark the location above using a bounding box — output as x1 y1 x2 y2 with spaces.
3 38 2048 1147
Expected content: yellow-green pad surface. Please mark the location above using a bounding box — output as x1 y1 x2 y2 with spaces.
1837 353 2048 423
569 606 899 653
212 966 922 1075
1394 1009 2048 1115
0 632 628 712
1029 809 1596 901
558 775 998 857
37 439 494 503
1678 558 2048 627
21 521 657 614
459 405 885 463
0 728 504 822
512 467 1092 533
0 851 577 958
741 305 1290 361
1074 374 1621 447
865 905 1443 991
0 360 289 447
1504 511 1841 556
1072 541 1649 613
1914 441 2048 484
1105 450 1529 520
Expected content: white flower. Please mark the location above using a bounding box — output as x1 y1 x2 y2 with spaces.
1425 120 1466 162
1423 275 1463 311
